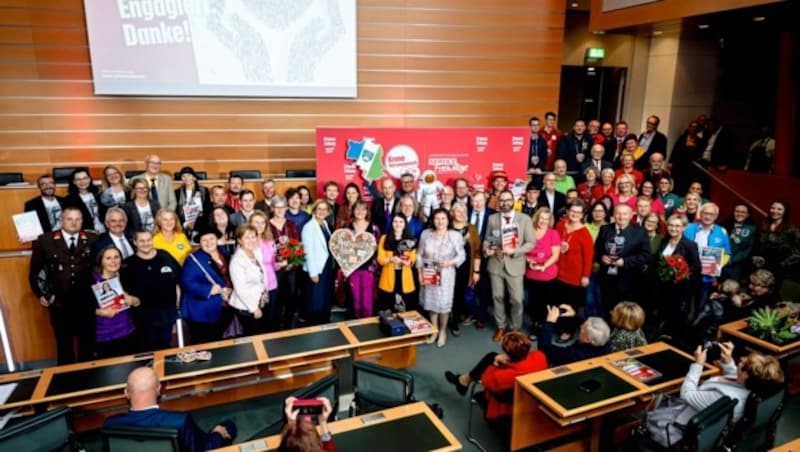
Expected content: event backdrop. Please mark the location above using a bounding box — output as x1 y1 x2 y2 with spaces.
315 127 530 201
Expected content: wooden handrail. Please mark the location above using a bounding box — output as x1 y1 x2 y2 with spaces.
691 162 768 217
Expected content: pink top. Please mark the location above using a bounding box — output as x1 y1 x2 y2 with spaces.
525 228 560 281
611 194 637 209
650 197 665 216
258 239 279 291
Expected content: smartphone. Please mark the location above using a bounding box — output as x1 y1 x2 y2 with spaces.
292 399 324 416
703 340 722 362
578 378 601 393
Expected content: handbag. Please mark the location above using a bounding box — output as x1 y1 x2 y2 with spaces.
644 393 688 448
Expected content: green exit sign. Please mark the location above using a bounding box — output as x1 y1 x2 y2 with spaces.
586 48 606 59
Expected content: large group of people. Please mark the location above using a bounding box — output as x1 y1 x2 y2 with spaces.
19 111 796 451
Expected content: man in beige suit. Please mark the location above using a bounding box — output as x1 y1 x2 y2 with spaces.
483 190 535 341
131 154 177 211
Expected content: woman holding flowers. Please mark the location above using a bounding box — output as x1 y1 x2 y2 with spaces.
270 196 304 328
654 214 701 340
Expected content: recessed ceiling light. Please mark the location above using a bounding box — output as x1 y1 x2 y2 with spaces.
653 30 663 36
571 2 579 7
593 30 606 35
698 24 710 29
752 16 766 22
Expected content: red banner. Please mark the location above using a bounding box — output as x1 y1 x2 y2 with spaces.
315 127 529 200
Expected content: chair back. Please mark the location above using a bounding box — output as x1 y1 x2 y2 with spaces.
0 172 24 186
124 170 141 180
682 395 736 452
732 388 785 451
101 425 179 452
285 169 315 178
229 170 261 180
351 360 414 415
173 171 208 181
0 406 73 451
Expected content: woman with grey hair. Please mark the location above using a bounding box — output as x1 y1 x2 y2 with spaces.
538 304 610 366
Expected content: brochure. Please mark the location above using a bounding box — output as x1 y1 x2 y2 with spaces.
402 313 432 333
92 276 128 311
700 246 724 277
612 358 662 382
12 211 44 242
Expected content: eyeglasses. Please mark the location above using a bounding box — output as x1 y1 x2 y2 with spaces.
646 121 657 126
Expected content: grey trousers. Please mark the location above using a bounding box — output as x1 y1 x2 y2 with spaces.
489 270 524 330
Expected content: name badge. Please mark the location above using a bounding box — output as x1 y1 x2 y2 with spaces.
160 266 173 273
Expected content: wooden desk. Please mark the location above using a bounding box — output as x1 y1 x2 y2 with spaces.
212 402 461 452
511 342 718 452
718 319 800 360
772 437 800 452
0 312 434 431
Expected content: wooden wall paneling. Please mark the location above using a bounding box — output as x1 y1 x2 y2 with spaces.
0 0 564 364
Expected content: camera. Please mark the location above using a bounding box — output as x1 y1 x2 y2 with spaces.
292 399 324 416
703 340 722 361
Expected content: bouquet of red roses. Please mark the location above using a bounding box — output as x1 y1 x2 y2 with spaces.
657 254 691 283
277 236 306 268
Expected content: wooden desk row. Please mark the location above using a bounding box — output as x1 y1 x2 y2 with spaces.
214 402 461 452
718 318 800 361
511 342 720 451
0 312 435 431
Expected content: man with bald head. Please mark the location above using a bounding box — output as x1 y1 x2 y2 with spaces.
131 154 177 210
594 204 651 309
104 367 236 451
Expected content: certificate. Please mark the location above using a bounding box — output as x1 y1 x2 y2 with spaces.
12 211 44 242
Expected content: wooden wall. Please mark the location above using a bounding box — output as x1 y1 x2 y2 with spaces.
0 0 566 366
0 0 566 182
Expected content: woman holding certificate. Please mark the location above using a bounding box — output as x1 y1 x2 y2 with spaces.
525 208 561 329
417 208 466 347
93 245 140 358
376 214 418 313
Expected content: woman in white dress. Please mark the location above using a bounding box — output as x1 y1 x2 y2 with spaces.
417 208 466 347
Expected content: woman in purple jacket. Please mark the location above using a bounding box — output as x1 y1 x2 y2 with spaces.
93 245 140 358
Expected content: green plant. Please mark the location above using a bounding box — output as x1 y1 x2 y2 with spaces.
748 307 798 345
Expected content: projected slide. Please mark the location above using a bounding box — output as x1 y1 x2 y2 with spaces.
83 0 357 97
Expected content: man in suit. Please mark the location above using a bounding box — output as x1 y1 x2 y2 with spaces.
104 367 236 452
230 190 257 227
610 121 629 166
557 119 593 176
131 155 177 211
253 178 277 215
483 190 535 341
642 152 671 185
453 177 472 207
581 144 613 175
91 207 135 260
463 191 494 330
594 204 651 311
24 174 66 232
637 115 668 169
467 191 493 241
701 118 736 169
538 173 566 220
369 178 400 234
526 116 549 188
28 207 98 364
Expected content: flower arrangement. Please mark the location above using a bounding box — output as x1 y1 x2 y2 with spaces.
277 237 306 267
657 255 691 283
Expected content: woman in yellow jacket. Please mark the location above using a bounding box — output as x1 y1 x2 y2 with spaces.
377 214 418 312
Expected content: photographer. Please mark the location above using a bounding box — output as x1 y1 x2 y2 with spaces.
279 396 336 452
677 342 784 425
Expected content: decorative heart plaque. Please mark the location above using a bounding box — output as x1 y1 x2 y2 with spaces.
329 229 377 277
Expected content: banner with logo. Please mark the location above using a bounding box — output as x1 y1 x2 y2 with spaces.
315 127 529 200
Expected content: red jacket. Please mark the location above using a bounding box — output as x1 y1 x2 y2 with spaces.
555 222 595 286
481 351 548 419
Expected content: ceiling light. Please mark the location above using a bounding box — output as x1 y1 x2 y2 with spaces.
593 30 606 35
571 2 579 7
652 30 663 36
698 24 710 29
752 16 766 22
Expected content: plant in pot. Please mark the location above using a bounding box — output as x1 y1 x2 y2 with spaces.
748 306 799 345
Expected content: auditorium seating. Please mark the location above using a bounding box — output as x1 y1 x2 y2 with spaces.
0 173 24 186
229 170 262 180
53 167 89 184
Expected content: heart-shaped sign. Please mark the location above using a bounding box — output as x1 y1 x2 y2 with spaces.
329 229 377 277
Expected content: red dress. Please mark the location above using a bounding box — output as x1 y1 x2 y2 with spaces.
555 223 595 286
481 350 548 419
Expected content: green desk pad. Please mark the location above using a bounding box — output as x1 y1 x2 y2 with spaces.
532 366 639 411
45 361 145 397
348 322 400 343
333 412 450 451
164 343 258 376
3 376 39 405
263 328 349 358
633 349 694 386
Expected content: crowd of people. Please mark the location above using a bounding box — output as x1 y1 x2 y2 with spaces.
20 112 796 450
